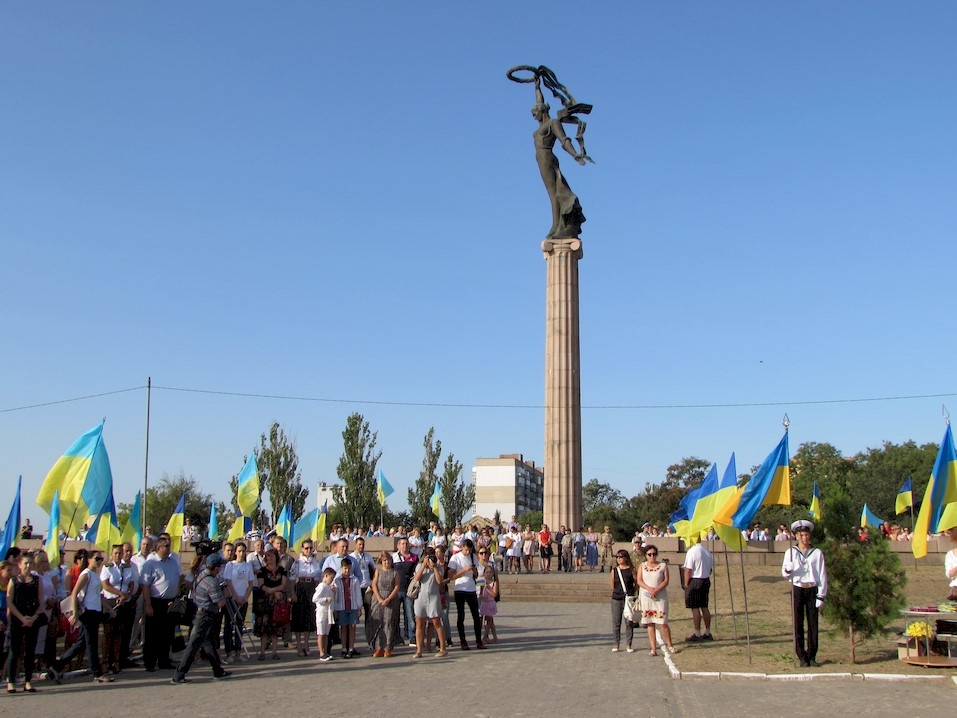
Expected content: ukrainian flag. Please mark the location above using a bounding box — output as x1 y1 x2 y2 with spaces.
236 453 260 519
165 493 186 551
429 483 442 518
714 433 790 542
226 512 251 542
0 477 22 561
895 478 913 515
90 490 121 553
46 489 62 568
809 482 822 520
36 423 114 536
861 503 885 530
209 503 219 541
316 500 328 544
689 454 739 544
670 464 715 544
913 425 957 559
276 503 293 542
120 491 143 549
292 507 319 552
377 469 395 507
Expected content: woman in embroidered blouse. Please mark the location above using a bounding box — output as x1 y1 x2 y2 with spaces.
290 540 322 656
6 554 43 693
255 549 288 660
635 544 677 656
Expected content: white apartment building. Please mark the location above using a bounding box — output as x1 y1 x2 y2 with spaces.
471 454 544 521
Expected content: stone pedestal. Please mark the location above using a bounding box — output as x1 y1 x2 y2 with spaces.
542 238 583 532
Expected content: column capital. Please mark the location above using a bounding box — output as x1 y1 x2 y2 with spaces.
542 238 583 260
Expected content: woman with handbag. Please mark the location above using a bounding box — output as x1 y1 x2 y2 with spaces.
48 550 114 683
609 549 637 653
254 548 288 660
6 554 44 693
635 545 678 656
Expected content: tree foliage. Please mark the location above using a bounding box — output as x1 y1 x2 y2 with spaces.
123 470 226 537
846 440 937 521
438 452 474 528
333 413 381 530
582 478 624 514
627 457 711 528
258 422 309 524
408 427 441 528
819 488 907 663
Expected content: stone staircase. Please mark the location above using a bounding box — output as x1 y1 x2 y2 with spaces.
496 569 610 603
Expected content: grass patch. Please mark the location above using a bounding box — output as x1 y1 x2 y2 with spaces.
670 562 953 674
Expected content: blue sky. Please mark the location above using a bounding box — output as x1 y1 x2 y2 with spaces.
3 2 956 520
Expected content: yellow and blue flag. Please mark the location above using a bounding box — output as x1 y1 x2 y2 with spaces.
89 490 121 553
913 425 957 559
670 464 715 543
377 469 395 507
895 478 913 515
714 434 790 544
809 482 822 520
120 491 143 549
688 454 739 544
316 500 328 543
36 422 114 536
226 512 251 542
209 503 219 541
165 493 186 551
276 503 292 541
47 489 62 568
861 503 885 530
292 507 319 552
0 477 22 560
429 483 442 518
236 453 260 519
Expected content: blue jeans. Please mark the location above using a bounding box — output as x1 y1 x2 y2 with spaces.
56 610 105 678
398 591 415 643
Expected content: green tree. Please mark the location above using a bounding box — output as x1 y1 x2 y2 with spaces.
438 453 474 528
258 422 309 525
819 488 907 663
131 470 222 537
333 413 381 530
516 510 543 529
582 478 625 513
846 440 937 521
408 427 441 528
627 457 711 527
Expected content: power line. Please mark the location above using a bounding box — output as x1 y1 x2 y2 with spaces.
0 386 145 413
3 383 955 414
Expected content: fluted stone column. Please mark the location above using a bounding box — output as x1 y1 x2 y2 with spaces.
542 238 583 533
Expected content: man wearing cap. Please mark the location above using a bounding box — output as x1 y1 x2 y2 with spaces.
171 555 231 684
683 541 714 642
782 519 827 667
598 526 615 572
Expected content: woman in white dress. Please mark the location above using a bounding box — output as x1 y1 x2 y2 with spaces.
635 545 678 656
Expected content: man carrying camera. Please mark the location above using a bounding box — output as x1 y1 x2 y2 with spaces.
171 554 231 684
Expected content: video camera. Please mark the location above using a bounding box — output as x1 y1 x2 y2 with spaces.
191 539 222 557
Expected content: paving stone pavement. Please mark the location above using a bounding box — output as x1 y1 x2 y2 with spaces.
17 602 954 718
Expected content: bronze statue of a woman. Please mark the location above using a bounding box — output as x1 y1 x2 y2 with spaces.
508 65 593 239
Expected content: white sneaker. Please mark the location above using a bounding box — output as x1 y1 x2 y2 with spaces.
611 647 620 652
626 647 635 654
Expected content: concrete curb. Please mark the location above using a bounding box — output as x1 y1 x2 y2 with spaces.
677 669 951 682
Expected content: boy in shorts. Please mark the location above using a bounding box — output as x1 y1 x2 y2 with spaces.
332 559 363 658
312 568 336 662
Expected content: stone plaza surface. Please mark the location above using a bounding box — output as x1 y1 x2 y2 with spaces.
22 601 955 718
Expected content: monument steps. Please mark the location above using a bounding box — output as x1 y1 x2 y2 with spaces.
497 570 609 603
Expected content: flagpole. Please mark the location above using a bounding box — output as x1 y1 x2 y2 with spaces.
738 542 752 663
709 536 719 635
722 539 738 639
143 376 152 536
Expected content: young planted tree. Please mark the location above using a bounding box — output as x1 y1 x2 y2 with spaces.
819 489 907 663
258 421 309 524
